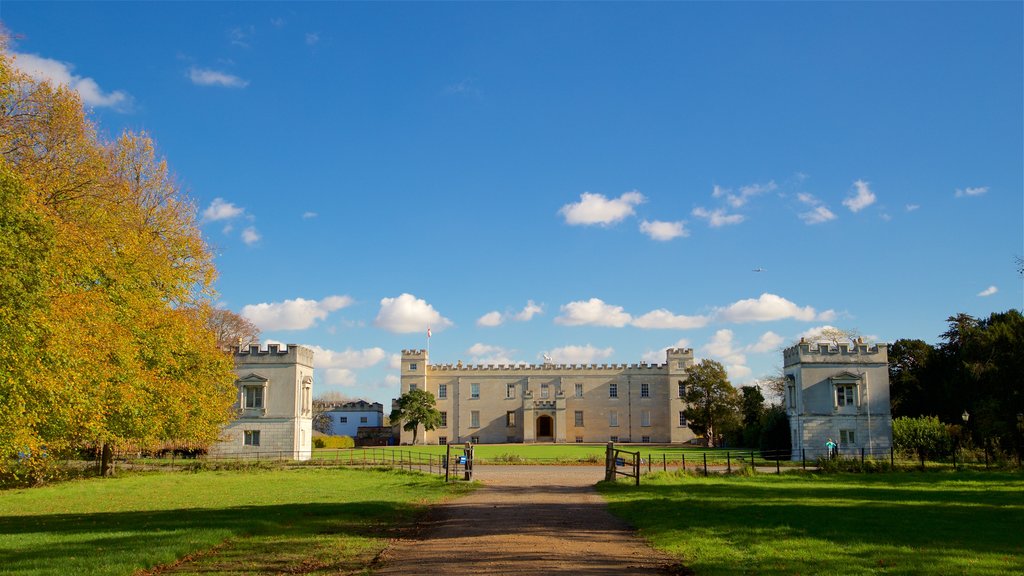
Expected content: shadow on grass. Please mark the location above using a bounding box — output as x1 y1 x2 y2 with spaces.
0 501 416 575
599 473 1024 575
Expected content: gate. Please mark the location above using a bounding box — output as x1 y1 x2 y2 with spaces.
444 442 474 482
604 441 640 486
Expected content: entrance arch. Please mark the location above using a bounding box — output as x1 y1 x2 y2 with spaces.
536 415 554 441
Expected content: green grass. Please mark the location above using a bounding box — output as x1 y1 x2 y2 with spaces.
0 467 474 575
598 470 1024 575
312 443 769 464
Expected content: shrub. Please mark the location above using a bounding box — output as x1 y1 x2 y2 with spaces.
316 436 355 449
893 416 951 462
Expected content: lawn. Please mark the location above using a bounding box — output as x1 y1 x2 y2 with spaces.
0 467 474 576
598 470 1024 575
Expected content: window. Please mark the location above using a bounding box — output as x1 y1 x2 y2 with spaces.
340 416 348 424
360 416 368 423
610 435 619 443
243 385 264 409
541 384 549 399
788 382 796 409
678 411 687 426
836 384 855 407
609 383 618 398
575 383 583 398
440 411 447 427
575 436 584 443
609 411 619 427
438 436 447 445
506 383 516 399
506 411 516 428
409 363 417 371
471 383 480 399
678 381 686 398
438 383 447 399
840 429 856 445
678 360 687 369
471 410 480 428
243 430 260 446
642 436 651 443
641 383 650 398
409 383 417 392
641 410 651 427
470 436 480 444
574 410 584 427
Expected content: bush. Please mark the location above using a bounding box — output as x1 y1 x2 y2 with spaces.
893 416 951 461
315 436 355 449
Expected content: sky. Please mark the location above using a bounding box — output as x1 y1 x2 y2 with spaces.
3 1 1022 406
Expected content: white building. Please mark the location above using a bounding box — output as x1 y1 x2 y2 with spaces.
208 344 314 460
783 339 893 459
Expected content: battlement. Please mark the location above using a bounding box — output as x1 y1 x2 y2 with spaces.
783 340 888 367
426 361 668 372
666 348 694 356
234 343 315 367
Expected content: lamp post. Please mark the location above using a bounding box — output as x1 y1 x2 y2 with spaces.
959 411 969 470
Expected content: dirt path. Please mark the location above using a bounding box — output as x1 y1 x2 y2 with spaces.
372 465 685 575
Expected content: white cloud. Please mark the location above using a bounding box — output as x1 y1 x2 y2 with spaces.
467 343 516 365
188 67 249 88
241 295 354 331
639 219 689 241
955 186 988 198
554 298 632 327
715 293 829 323
202 198 245 222
727 365 753 380
546 345 614 364
374 293 453 334
715 181 778 208
559 191 645 226
692 207 745 227
978 285 998 297
842 179 876 212
702 329 747 366
476 311 504 327
512 300 543 322
305 32 320 45
305 345 387 370
905 204 920 212
388 354 402 370
748 331 784 353
10 52 131 110
631 309 709 330
241 226 261 245
302 211 318 219
799 205 837 225
323 368 356 387
641 338 692 364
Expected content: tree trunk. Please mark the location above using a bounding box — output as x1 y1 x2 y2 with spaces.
100 443 114 477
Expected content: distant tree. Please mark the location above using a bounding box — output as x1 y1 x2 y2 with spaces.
893 416 951 464
206 308 260 352
389 389 442 445
682 360 741 448
757 370 787 407
758 406 791 459
739 385 767 448
888 339 935 418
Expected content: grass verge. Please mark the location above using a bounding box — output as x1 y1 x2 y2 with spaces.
598 470 1024 575
0 467 474 576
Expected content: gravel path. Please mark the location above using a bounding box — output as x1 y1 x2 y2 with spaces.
373 465 686 575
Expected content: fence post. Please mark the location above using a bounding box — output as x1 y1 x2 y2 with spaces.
750 449 755 471
634 452 640 486
605 442 614 482
727 452 731 474
703 453 708 477
776 453 780 474
802 448 806 471
663 453 666 472
890 446 894 468
445 444 451 482
648 454 652 474
681 453 686 472
861 447 865 464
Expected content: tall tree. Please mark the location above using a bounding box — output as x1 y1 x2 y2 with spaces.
390 389 442 445
682 360 741 447
888 339 935 418
207 308 261 352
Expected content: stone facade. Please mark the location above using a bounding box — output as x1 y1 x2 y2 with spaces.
208 344 315 460
398 348 698 445
783 340 893 459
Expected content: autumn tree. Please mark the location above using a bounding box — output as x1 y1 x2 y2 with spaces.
207 308 261 352
390 389 442 445
682 360 741 448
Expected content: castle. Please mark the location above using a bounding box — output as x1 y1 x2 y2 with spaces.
208 344 315 460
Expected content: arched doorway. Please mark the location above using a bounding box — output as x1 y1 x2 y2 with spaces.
536 415 554 441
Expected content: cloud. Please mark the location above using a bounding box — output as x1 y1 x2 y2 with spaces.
955 186 988 198
306 345 387 370
554 298 632 327
302 211 318 219
10 52 131 110
749 331 784 353
478 301 544 327
699 330 758 381
467 343 517 365
323 368 356 386
715 293 831 323
559 191 645 226
228 25 255 48
641 338 691 364
305 32 320 45
639 219 689 241
631 309 709 330
546 345 614 364
842 179 876 212
241 295 353 331
905 204 920 212
691 207 744 227
374 293 453 334
189 67 249 88
977 285 998 297
241 226 260 245
714 181 778 208
799 205 837 225
202 198 245 222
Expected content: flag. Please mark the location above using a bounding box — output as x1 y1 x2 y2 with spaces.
427 327 432 339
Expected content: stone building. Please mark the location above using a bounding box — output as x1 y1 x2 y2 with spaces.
208 344 314 460
323 400 385 437
398 348 698 445
783 339 893 459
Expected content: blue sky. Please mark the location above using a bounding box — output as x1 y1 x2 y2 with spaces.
4 1 1022 405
